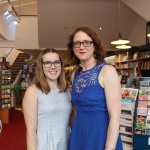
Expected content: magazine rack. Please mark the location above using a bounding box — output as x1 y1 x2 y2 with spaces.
133 77 150 150
120 88 139 150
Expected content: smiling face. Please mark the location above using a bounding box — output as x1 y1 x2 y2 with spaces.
42 52 61 81
73 31 95 62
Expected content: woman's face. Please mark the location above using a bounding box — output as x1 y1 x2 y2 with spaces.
73 31 95 62
42 52 61 81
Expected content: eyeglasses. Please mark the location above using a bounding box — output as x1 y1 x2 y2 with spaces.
43 60 61 68
73 40 93 48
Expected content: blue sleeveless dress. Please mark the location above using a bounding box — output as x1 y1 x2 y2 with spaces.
69 62 123 150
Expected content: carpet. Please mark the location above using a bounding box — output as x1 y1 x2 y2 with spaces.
0 108 26 150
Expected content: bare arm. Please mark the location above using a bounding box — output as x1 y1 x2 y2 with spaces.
22 85 38 150
99 65 122 150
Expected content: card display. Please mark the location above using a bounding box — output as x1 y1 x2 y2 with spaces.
135 77 150 135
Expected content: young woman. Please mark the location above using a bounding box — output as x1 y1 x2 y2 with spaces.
23 48 72 150
67 27 123 150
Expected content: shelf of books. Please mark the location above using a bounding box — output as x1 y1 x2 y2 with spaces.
0 57 12 124
133 77 150 150
21 63 35 89
114 50 150 84
120 88 139 150
115 51 139 84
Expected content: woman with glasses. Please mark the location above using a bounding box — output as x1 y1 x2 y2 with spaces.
67 27 123 150
23 48 72 150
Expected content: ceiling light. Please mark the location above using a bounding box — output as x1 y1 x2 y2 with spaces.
116 45 131 49
111 33 130 45
147 33 150 37
14 20 18 25
111 0 130 45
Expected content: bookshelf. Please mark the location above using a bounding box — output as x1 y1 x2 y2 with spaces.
114 50 150 84
21 63 35 89
0 57 12 124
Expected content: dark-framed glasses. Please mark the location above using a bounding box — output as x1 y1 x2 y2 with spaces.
73 40 93 48
43 60 61 68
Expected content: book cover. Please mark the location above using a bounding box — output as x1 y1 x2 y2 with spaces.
136 123 146 130
137 108 147 116
133 52 138 60
147 109 150 115
146 115 150 129
138 101 148 109
145 129 150 135
136 117 146 124
135 129 146 135
140 81 150 87
121 88 138 101
139 95 148 100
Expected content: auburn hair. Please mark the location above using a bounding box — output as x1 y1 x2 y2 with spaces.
67 27 106 68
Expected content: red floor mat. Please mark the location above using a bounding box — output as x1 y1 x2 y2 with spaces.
0 108 26 150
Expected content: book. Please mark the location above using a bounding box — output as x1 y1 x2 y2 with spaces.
137 108 147 115
121 88 139 101
139 95 148 100
133 52 138 60
135 129 145 135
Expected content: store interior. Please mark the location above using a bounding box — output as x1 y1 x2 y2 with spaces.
0 0 150 150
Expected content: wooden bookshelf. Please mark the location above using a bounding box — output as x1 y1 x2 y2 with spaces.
0 57 12 124
113 49 150 84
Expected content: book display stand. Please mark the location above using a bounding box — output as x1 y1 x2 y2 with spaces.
120 88 139 150
0 57 12 124
133 77 150 150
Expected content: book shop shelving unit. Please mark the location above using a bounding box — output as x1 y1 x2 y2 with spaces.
133 77 150 150
120 88 139 150
0 57 12 124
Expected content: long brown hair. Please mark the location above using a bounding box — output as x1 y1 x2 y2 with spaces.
33 48 67 94
67 27 106 67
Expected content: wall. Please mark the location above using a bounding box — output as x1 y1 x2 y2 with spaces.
123 0 150 21
15 16 39 49
0 48 12 58
122 4 147 46
0 13 15 57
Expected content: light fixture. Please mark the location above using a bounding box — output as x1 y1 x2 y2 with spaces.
7 3 13 12
14 21 18 25
111 0 130 45
111 33 130 45
116 45 131 49
6 0 21 24
147 33 150 37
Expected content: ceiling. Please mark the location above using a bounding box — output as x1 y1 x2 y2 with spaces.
0 0 148 64
0 0 131 50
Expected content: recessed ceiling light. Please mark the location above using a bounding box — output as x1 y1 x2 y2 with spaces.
99 27 102 30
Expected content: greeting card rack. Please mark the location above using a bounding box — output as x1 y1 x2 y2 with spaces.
120 88 139 150
133 77 150 150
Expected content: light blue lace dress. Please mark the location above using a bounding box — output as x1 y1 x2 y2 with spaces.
37 89 72 150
